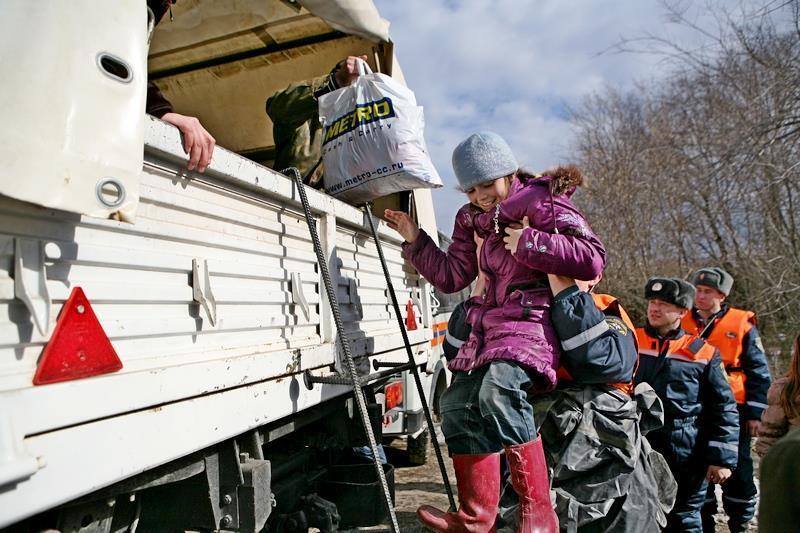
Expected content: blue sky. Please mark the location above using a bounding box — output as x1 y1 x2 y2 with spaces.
371 0 727 235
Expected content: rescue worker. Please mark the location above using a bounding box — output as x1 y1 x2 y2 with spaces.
266 55 367 188
499 272 677 531
681 268 771 533
634 277 739 532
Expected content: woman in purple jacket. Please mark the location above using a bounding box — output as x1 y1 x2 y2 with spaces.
385 132 605 532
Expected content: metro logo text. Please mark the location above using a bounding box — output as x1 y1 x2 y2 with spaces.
323 97 395 144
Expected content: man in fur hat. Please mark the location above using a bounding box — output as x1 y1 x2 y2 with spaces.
682 267 771 533
634 277 740 532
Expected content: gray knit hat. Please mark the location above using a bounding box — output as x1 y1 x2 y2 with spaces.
451 132 519 191
691 267 734 296
645 277 696 309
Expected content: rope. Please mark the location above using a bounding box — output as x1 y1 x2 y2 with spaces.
283 167 399 532
363 203 457 511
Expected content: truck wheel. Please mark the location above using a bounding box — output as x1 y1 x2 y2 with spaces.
408 429 429 465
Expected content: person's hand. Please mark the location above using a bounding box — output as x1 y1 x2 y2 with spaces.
334 55 369 87
384 209 420 243
746 420 761 436
503 216 530 255
706 465 732 484
161 112 216 172
474 233 484 269
471 273 487 298
471 234 486 297
547 275 576 296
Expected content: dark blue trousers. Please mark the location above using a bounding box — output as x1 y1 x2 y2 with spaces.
666 463 709 532
701 410 757 532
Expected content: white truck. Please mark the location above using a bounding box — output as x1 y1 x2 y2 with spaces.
0 1 452 531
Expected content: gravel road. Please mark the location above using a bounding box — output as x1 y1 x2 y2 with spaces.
386 428 455 532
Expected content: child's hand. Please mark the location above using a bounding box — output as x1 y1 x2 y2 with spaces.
503 216 530 255
384 209 420 243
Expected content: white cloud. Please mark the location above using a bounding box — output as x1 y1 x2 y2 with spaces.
373 0 718 235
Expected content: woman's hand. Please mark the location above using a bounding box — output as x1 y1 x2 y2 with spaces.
503 216 530 255
384 210 420 243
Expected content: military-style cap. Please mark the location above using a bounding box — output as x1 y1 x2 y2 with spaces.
691 267 734 296
644 277 696 309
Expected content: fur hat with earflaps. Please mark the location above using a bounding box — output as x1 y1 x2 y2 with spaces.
690 267 734 296
645 277 696 309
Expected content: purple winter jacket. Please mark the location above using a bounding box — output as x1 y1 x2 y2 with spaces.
402 175 605 392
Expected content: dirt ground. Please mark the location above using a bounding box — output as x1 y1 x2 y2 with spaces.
385 428 455 532
383 426 759 533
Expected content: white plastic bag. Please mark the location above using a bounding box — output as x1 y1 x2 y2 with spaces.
318 61 442 205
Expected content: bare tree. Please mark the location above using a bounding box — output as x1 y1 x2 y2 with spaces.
570 0 800 368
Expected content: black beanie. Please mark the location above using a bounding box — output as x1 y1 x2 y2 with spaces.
442 302 471 362
644 277 696 309
691 267 734 296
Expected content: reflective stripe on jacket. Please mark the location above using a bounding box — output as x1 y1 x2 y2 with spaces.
553 288 637 394
634 326 739 468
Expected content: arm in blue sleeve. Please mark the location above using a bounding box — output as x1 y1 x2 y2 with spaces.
703 351 740 468
741 325 771 420
550 287 636 384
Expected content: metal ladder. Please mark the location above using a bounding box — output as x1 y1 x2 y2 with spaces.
284 168 455 532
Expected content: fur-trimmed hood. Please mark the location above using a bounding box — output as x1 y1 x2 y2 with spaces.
542 164 584 196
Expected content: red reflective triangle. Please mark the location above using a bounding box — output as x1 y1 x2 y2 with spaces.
33 287 122 385
405 299 417 331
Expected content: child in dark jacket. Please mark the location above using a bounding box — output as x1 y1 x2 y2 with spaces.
385 132 604 532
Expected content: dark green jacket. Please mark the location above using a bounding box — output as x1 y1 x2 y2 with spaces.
265 74 332 188
759 426 800 532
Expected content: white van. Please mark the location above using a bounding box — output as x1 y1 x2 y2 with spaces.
0 1 451 530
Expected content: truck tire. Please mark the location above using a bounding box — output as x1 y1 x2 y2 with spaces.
408 429 429 466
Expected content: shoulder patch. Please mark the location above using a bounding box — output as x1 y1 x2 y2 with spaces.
605 316 628 335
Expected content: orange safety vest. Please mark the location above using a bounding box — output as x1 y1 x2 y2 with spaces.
634 327 717 368
557 293 637 394
682 308 755 404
